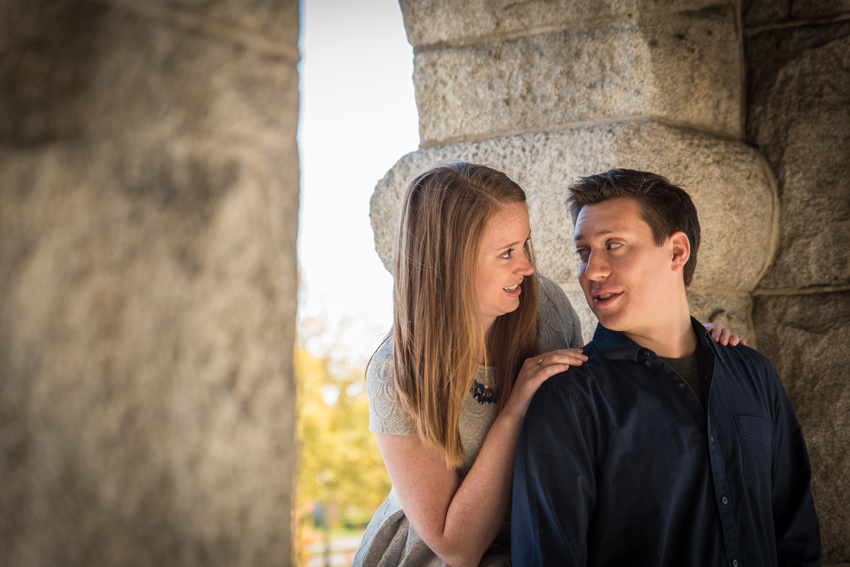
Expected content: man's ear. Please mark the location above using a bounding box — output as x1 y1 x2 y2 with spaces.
669 231 691 274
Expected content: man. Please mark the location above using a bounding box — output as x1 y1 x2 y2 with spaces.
511 169 821 566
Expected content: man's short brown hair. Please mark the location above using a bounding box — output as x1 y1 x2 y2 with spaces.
567 169 701 286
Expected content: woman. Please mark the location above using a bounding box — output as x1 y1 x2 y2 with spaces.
353 162 738 567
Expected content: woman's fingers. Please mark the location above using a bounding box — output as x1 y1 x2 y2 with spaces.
519 351 588 388
703 323 746 347
532 349 588 365
531 359 572 383
508 350 590 417
521 351 587 377
538 354 587 368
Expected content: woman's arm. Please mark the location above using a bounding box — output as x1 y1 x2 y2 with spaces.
377 348 587 567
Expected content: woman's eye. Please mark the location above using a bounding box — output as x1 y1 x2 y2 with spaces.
500 248 514 259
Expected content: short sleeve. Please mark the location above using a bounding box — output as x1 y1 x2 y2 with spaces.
537 274 583 351
367 337 415 436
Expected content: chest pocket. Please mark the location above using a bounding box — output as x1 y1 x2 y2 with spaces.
735 415 773 501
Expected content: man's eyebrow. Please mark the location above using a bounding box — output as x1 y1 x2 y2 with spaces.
574 229 615 242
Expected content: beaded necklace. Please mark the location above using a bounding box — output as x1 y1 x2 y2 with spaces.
471 380 498 404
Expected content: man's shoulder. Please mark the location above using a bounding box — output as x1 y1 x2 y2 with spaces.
712 341 783 394
714 341 777 375
545 340 610 390
525 342 610 441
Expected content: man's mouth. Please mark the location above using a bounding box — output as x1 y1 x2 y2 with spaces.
592 290 622 305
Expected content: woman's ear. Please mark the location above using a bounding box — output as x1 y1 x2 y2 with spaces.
669 231 691 273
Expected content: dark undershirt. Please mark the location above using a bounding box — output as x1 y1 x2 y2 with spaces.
661 351 703 407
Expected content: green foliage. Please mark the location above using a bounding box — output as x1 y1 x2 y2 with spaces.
294 341 391 529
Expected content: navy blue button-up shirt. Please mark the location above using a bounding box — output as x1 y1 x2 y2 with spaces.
512 318 821 567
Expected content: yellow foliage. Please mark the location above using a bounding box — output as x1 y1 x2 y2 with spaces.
294 345 392 527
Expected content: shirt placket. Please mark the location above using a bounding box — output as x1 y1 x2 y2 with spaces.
641 348 706 430
699 341 742 566
707 405 742 566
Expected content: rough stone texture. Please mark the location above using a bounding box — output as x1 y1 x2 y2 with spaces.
0 1 299 566
400 0 730 48
747 22 850 289
372 121 773 291
415 6 742 146
742 0 850 27
754 293 850 564
109 0 299 43
686 291 753 345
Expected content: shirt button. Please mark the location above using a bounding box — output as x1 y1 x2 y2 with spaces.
710 435 715 443
644 360 651 367
733 561 739 567
677 382 685 389
722 496 729 504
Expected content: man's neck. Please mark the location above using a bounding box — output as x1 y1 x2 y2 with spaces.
623 315 698 359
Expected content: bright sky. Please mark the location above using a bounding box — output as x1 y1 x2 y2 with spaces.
297 0 419 365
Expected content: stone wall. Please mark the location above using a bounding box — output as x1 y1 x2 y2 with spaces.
0 1 300 566
744 2 850 562
371 0 849 562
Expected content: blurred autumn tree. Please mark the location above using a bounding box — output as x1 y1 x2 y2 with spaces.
293 318 391 560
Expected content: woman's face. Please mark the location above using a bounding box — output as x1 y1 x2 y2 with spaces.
475 203 534 334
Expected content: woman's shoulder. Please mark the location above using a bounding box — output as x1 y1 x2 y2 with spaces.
367 333 394 382
366 333 415 436
536 273 574 317
537 273 564 302
535 273 583 350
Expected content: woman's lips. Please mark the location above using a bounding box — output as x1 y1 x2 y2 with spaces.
504 283 522 298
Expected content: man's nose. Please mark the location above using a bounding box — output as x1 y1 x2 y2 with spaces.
584 251 609 280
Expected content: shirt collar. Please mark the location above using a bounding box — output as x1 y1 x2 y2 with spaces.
589 317 723 363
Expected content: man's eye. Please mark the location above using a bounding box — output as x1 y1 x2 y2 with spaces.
576 248 589 260
607 242 623 251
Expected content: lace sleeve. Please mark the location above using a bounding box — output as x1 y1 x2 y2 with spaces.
367 340 415 436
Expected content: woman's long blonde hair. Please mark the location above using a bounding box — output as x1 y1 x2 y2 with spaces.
391 162 539 469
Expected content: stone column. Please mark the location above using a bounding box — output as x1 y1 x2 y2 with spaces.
0 0 299 565
371 0 848 562
744 2 850 563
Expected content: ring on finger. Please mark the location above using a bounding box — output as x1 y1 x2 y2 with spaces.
536 358 544 368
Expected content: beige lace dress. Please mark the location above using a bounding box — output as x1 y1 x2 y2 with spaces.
352 275 582 567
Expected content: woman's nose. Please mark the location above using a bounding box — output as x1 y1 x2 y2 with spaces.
517 252 534 276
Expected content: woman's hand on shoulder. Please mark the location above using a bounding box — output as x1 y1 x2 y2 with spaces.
703 323 746 346
502 348 587 422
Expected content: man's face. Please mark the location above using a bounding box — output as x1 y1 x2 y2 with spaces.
573 197 677 336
